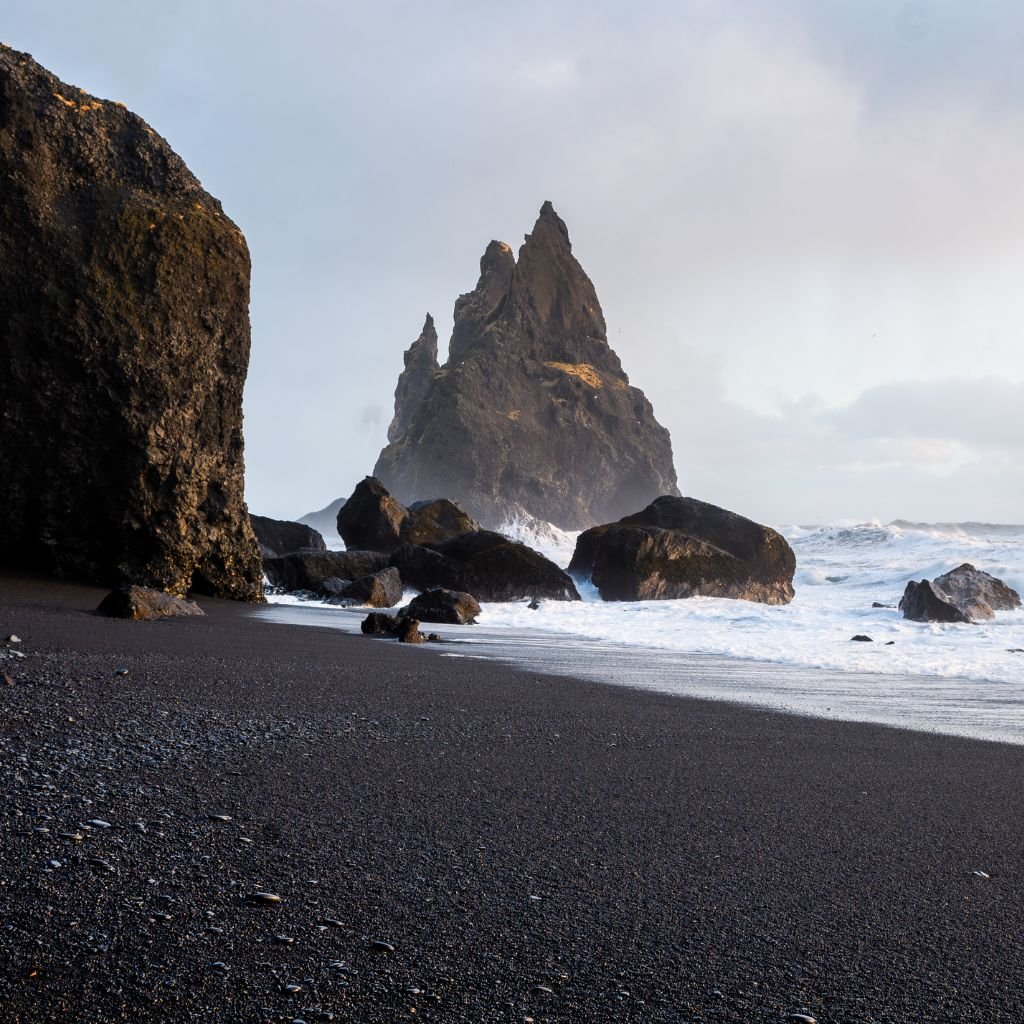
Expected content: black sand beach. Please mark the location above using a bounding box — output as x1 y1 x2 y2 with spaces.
2 572 1023 1023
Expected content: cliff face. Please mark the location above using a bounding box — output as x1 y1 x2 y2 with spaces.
0 46 263 599
374 203 679 530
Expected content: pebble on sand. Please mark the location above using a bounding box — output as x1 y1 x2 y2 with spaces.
245 891 283 906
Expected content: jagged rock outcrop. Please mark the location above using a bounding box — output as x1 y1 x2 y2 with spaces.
387 314 439 443
900 564 1021 624
0 46 262 599
374 202 679 530
337 477 479 553
569 496 796 604
250 515 326 559
263 550 389 592
390 531 580 602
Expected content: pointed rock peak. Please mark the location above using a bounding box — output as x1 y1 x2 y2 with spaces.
527 201 571 250
405 313 438 366
479 239 516 284
448 241 514 366
388 315 439 443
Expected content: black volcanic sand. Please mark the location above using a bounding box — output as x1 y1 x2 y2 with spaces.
2 573 1023 1023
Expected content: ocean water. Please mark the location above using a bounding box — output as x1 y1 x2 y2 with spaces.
262 518 1024 743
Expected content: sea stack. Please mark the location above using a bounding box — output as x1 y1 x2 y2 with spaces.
0 46 263 600
374 202 679 530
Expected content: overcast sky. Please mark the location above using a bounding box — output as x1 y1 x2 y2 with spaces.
7 1 1023 525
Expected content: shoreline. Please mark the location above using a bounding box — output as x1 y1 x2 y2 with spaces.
3 571 1024 1022
260 597 1024 747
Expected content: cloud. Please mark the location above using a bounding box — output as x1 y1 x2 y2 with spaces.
6 1 1023 523
668 366 1023 523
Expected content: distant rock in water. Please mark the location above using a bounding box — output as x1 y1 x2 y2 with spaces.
298 497 346 547
569 496 796 604
374 202 679 530
250 515 327 559
0 46 262 600
337 477 479 553
900 563 1021 624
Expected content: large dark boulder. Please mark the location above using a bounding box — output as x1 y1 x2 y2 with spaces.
899 580 971 624
336 477 479 553
900 564 1020 624
569 496 796 604
249 515 327 559
337 477 409 551
326 567 403 609
374 203 679 530
97 585 204 621
361 612 399 635
390 531 579 602
0 46 262 600
405 588 481 625
934 563 1021 616
263 550 388 592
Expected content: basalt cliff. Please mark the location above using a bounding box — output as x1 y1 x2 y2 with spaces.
0 46 263 599
373 203 679 530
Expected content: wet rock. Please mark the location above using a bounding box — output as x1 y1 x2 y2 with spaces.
97 585 205 621
850 635 873 642
899 580 972 624
361 613 400 636
872 602 895 609
0 45 263 600
900 565 1020 624
325 567 403 608
249 515 326 559
934 563 1021 619
337 477 479 553
404 588 481 625
397 619 425 645
369 940 395 952
570 496 796 604
263 550 388 592
391 532 579 602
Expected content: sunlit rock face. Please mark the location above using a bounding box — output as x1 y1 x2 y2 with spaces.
374 202 679 531
0 45 263 599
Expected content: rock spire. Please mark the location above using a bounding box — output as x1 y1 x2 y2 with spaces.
374 203 679 530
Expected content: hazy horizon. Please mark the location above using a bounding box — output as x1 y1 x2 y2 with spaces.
6 1 1023 526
